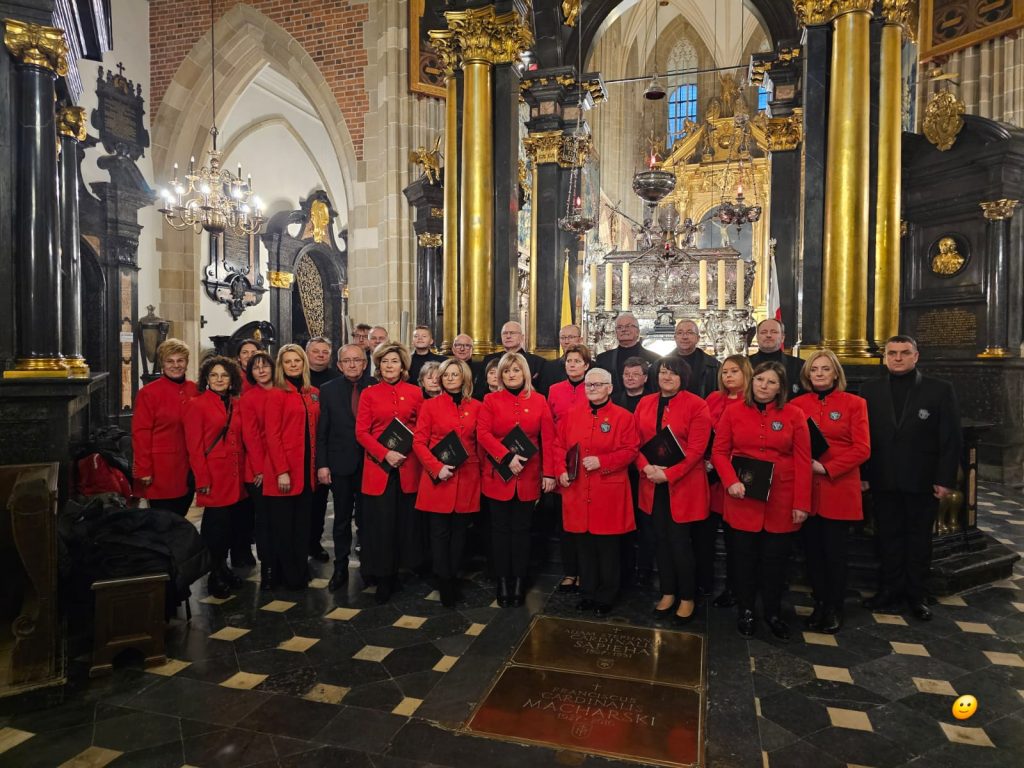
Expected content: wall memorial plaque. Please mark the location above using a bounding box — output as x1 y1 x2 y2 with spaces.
204 230 267 320
914 307 979 347
91 63 150 161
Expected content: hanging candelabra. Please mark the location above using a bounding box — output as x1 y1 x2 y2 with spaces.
713 116 762 230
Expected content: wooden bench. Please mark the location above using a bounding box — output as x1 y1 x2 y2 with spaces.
90 573 169 677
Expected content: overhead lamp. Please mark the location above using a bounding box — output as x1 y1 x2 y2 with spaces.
643 73 666 100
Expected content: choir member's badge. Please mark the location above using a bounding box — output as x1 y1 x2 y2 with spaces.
771 421 784 431
601 421 611 432
829 411 840 421
792 384 800 393
918 408 930 420
311 394 319 402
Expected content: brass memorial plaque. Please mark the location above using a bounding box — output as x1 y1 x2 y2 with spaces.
512 616 704 688
466 665 703 767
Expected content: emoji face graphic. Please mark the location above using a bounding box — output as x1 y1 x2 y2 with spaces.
952 695 977 720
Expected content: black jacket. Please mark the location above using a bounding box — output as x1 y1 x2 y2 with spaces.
408 350 447 385
748 350 806 397
480 348 546 388
649 348 720 399
859 370 962 493
595 343 660 395
315 372 377 477
537 354 568 396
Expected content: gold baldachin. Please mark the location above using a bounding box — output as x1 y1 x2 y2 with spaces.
880 0 918 42
4 19 68 75
922 90 964 151
444 6 533 65
793 0 873 27
57 105 87 141
267 270 295 289
417 232 443 248
980 199 1019 221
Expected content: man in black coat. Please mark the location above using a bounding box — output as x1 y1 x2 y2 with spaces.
649 319 720 398
537 324 582 395
860 335 962 621
316 344 377 590
481 320 546 387
408 325 447 384
748 318 805 397
594 312 660 394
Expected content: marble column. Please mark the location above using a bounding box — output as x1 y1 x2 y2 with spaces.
57 106 89 378
978 199 1019 358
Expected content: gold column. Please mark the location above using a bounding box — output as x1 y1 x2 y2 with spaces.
874 1 916 347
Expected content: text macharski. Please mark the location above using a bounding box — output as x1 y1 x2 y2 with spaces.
522 687 655 726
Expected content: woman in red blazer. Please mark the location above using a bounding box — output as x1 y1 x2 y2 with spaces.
240 350 276 589
263 344 321 591
555 368 639 615
545 343 591 594
413 358 480 607
700 355 752 609
185 356 246 598
356 341 424 603
132 338 198 515
790 349 870 633
634 357 713 625
712 361 812 641
478 352 558 607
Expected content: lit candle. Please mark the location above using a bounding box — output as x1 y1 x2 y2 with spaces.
189 156 195 174
589 263 597 312
717 260 727 310
604 263 613 311
621 263 630 311
699 260 708 309
735 261 744 308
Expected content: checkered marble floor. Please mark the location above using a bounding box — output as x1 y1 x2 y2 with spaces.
0 483 1021 768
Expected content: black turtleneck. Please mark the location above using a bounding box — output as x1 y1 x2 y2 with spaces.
889 368 916 420
164 373 186 385
757 349 784 362
589 398 609 415
506 385 524 397
657 393 674 429
449 392 463 405
815 385 836 401
755 400 768 412
568 377 584 388
215 390 231 410
286 374 304 391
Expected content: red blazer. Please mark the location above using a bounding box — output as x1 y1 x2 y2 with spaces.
711 401 812 533
132 376 198 499
553 402 639 534
263 383 321 497
413 393 481 513
478 388 559 502
356 380 423 496
790 391 871 521
183 390 245 508
239 385 272 483
634 391 713 523
547 379 586 424
706 391 745 515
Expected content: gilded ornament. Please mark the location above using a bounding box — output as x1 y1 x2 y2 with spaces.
930 236 965 275
518 159 530 203
418 232 443 248
445 6 533 66
427 29 461 76
758 112 804 152
980 199 1019 221
922 90 965 151
267 270 295 289
3 19 68 75
792 0 873 27
410 135 443 185
309 200 329 244
523 130 563 165
561 0 580 27
880 0 918 42
57 106 87 141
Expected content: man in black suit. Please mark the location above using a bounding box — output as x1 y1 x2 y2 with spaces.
748 318 805 397
649 319 720 398
306 336 339 562
537 324 582 395
316 344 377 590
594 312 660 394
481 321 546 386
451 333 483 390
860 335 962 621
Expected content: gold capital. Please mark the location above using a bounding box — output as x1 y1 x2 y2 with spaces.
444 6 533 66
417 232 443 248
980 199 1019 221
880 0 918 42
57 105 87 141
427 29 461 77
4 19 68 75
523 130 564 165
267 270 295 289
922 90 964 151
793 0 873 27
760 111 804 151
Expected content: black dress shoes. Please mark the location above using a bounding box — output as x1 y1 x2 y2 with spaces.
862 590 903 612
766 615 790 642
207 568 232 599
510 577 526 607
909 601 932 621
496 578 511 608
259 565 275 592
804 601 825 631
220 563 243 589
327 564 349 592
737 609 756 636
713 589 737 608
310 546 330 563
576 599 596 612
819 606 843 634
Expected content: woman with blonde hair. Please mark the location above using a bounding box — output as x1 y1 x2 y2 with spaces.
263 344 321 590
133 338 198 516
418 360 442 399
356 341 424 603
790 349 870 633
478 352 559 607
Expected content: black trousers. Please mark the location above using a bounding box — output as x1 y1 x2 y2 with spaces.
801 515 850 609
266 491 312 589
245 482 269 561
429 513 471 579
651 494 696 599
362 473 420 579
310 483 331 552
466 498 493 574
490 496 534 580
732 529 792 617
693 512 736 595
872 491 937 602
231 496 255 559
330 472 359 565
552 495 579 576
150 492 194 517
578 532 621 605
201 504 235 562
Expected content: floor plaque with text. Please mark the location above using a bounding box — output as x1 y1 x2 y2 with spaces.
511 615 704 688
466 665 702 766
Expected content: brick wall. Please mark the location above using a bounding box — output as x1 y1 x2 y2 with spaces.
149 0 369 159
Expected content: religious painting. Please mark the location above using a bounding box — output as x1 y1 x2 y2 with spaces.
409 0 447 98
920 0 1024 61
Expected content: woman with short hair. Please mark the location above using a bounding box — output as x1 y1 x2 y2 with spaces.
418 361 442 399
133 338 198 516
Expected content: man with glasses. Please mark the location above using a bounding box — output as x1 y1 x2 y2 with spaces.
649 320 720 398
538 324 583 396
481 320 546 387
352 324 372 360
450 333 483 394
595 312 659 394
316 343 377 590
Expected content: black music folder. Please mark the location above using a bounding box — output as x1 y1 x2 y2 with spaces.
487 424 538 482
376 417 414 471
429 430 470 483
807 418 830 460
731 455 774 501
565 443 580 482
640 425 685 467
